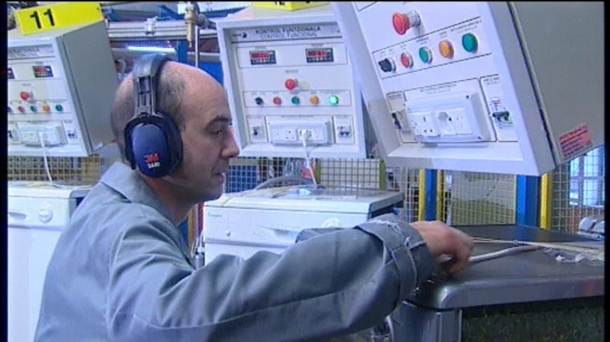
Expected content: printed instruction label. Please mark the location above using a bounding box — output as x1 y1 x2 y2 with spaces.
558 123 593 160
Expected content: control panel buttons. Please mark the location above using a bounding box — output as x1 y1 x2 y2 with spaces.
273 97 282 105
309 95 320 105
418 47 433 64
55 104 64 112
400 52 414 68
20 91 32 101
42 104 51 112
392 11 421 35
291 96 300 105
378 58 396 73
284 78 298 91
328 95 340 106
462 33 478 53
439 40 454 58
255 97 264 105
18 106 26 113
30 105 37 113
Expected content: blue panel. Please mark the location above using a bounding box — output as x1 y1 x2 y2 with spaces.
199 62 223 84
515 175 540 226
424 170 437 221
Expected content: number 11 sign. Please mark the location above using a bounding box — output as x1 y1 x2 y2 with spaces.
14 2 104 36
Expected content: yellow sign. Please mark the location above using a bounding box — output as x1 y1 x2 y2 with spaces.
15 2 103 36
251 2 329 11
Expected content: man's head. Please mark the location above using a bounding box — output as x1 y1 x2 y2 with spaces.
111 58 240 203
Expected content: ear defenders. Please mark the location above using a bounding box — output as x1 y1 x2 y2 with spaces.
124 53 183 178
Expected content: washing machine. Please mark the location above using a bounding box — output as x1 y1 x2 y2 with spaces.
8 181 91 342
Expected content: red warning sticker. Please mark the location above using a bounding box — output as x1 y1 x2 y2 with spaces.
558 123 593 160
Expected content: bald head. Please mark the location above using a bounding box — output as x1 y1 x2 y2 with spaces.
110 60 223 159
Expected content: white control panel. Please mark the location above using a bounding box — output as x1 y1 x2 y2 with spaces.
332 2 604 175
216 5 367 158
8 21 118 157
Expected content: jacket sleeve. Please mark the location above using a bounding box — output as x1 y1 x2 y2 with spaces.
106 212 435 342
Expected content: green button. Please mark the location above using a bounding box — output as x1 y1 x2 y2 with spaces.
291 96 300 105
55 104 64 112
462 33 478 52
328 95 339 105
418 47 432 64
30 106 37 112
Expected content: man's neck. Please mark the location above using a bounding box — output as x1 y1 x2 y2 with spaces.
141 175 194 225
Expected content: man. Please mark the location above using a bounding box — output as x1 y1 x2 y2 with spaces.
35 55 474 341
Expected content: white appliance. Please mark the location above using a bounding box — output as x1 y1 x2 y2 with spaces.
203 186 404 264
8 182 91 342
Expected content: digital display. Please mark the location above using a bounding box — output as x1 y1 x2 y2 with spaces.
249 50 276 65
306 48 334 63
8 68 14 79
32 65 54 78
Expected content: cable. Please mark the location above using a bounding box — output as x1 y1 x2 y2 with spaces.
37 131 91 190
469 245 540 264
300 129 318 189
38 132 55 187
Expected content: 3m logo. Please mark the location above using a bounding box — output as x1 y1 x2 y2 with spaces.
144 153 161 169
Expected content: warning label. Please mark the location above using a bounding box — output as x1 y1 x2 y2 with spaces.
558 123 593 160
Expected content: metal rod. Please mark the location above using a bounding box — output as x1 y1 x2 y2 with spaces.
194 27 200 67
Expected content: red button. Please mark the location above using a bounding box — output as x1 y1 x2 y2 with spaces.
273 97 282 105
392 13 410 35
18 106 26 113
284 79 298 91
400 53 413 68
20 91 31 100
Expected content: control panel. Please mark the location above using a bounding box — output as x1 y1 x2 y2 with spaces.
8 21 118 157
216 5 367 159
332 2 604 175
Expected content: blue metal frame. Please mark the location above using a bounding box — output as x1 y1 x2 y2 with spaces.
424 170 438 221
515 175 540 226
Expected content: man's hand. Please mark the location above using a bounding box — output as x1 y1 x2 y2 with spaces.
410 221 474 274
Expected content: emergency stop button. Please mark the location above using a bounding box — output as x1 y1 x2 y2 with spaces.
285 78 298 91
20 91 32 101
392 11 421 35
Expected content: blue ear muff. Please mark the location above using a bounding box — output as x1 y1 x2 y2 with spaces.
125 114 183 178
124 53 183 178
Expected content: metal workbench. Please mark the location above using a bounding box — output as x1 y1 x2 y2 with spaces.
390 225 605 342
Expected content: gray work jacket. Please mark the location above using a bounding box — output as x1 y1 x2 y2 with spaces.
35 162 435 341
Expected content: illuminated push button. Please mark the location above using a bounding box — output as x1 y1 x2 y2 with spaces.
392 11 421 35
439 40 454 58
55 104 64 112
42 104 51 112
273 97 282 105
327 95 339 106
419 47 433 64
400 52 413 68
254 97 264 105
291 96 300 105
462 33 478 52
284 78 298 91
20 91 31 101
309 95 320 105
18 106 26 113
30 105 37 113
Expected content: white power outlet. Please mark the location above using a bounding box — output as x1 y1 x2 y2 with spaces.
268 121 331 145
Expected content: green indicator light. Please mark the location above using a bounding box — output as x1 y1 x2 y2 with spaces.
328 95 339 105
55 104 64 112
291 96 300 105
462 33 478 52
418 47 431 63
30 106 37 112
